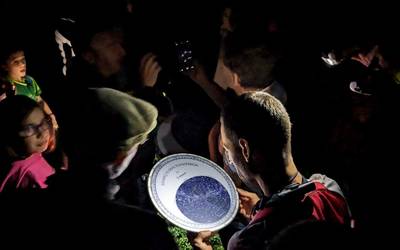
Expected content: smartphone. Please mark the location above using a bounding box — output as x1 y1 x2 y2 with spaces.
174 40 195 72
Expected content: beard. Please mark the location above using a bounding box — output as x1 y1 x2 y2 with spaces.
231 149 264 197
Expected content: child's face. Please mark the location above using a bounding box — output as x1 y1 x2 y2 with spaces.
18 107 51 155
3 51 26 81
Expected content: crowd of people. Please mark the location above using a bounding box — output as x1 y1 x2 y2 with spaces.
1 0 397 248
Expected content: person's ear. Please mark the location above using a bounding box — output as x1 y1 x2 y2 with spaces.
230 72 246 95
239 138 250 163
82 51 95 64
232 72 240 86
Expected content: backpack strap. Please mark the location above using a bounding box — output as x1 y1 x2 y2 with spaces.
250 181 317 224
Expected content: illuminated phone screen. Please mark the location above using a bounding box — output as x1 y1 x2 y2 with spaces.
175 40 195 72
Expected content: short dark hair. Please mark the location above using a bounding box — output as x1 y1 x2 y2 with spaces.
0 41 25 76
223 32 278 89
221 91 291 154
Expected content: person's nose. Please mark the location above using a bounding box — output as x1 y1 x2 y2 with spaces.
35 129 45 139
36 123 49 138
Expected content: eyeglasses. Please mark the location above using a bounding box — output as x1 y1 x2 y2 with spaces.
18 116 52 137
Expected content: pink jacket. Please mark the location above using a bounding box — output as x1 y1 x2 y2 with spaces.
0 153 55 192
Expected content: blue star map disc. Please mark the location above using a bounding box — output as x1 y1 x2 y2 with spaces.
148 153 239 232
176 176 231 224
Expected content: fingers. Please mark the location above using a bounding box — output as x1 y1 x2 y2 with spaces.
239 207 251 220
239 195 251 204
239 198 252 218
140 52 154 68
184 61 209 85
150 59 162 74
193 241 213 250
237 188 260 201
140 53 162 87
192 231 213 250
140 53 161 72
237 188 260 219
237 188 255 198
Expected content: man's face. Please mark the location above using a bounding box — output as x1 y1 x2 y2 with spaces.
90 31 126 77
102 144 139 180
220 119 260 193
101 138 148 180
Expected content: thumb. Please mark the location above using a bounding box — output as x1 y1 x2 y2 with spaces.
237 188 255 197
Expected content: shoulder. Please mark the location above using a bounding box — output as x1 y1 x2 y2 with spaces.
231 202 299 249
308 173 345 197
24 75 41 96
0 156 40 190
25 154 54 176
24 75 39 87
24 75 36 83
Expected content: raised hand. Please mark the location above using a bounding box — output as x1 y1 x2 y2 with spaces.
184 61 208 86
139 53 162 87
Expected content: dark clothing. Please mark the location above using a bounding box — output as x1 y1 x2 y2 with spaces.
228 180 350 250
0 190 177 249
51 88 159 209
115 136 158 209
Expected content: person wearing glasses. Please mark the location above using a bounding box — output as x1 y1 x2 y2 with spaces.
0 95 55 192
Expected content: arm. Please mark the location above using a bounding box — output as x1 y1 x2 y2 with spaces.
186 62 228 109
136 53 173 117
29 76 58 129
37 96 59 129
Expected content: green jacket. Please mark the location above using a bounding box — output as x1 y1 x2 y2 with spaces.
7 75 41 101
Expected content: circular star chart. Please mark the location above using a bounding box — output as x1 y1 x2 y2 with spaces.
148 153 239 232
176 176 231 224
